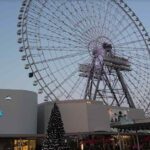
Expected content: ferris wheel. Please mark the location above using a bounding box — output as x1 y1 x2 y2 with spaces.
18 0 150 115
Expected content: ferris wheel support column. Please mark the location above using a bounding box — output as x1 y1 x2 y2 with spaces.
84 57 96 100
116 70 135 108
93 64 104 101
103 71 120 106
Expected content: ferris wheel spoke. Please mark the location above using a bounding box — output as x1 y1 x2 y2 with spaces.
28 36 86 49
61 1 86 29
66 76 83 99
44 52 86 64
22 53 41 59
37 47 87 53
116 51 148 58
104 2 116 37
114 46 149 51
73 0 94 31
100 1 111 36
96 3 103 32
123 73 140 89
145 102 150 113
74 78 87 97
106 5 119 37
124 73 149 104
80 26 101 43
125 81 148 109
113 31 141 45
40 80 56 91
115 39 144 47
45 79 71 100
28 31 85 46
31 2 78 32
52 70 78 94
124 56 148 64
104 5 118 37
51 0 83 24
35 1 90 41
37 37 83 48
31 66 49 74
130 62 150 70
34 74 50 83
86 1 103 37
52 54 89 75
80 80 88 99
35 46 86 52
73 0 102 36
109 12 128 37
28 15 87 45
28 19 87 45
124 71 148 87
114 52 147 63
111 22 133 40
34 51 88 65
130 59 149 69
127 85 147 110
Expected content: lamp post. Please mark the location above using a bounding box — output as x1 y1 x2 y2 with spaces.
135 130 140 150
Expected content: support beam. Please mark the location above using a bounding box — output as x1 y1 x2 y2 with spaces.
93 64 104 100
116 69 135 108
84 58 96 100
103 71 120 106
135 130 140 150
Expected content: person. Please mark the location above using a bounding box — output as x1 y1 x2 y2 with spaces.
114 113 118 122
115 143 120 150
118 111 123 122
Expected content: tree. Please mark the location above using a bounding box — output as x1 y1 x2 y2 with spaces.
42 103 70 150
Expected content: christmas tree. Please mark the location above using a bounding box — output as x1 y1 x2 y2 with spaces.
42 103 70 150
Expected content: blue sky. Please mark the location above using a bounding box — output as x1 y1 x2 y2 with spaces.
0 0 38 92
0 0 150 101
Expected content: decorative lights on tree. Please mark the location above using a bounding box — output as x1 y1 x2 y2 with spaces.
42 103 70 150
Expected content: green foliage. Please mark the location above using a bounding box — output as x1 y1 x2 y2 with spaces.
42 103 70 150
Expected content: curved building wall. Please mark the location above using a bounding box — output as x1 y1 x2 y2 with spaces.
0 89 37 134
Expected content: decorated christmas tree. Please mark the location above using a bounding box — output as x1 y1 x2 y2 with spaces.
42 103 70 150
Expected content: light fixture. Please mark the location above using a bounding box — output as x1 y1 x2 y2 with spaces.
4 96 12 101
86 101 91 104
81 143 84 150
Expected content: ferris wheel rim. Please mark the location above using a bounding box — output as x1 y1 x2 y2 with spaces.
18 0 150 114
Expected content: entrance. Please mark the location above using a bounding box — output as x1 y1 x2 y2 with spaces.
14 139 36 150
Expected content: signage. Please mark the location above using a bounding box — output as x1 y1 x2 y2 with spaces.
0 111 4 117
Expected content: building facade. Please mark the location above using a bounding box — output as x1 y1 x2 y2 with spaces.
0 89 149 150
0 89 37 149
38 100 145 134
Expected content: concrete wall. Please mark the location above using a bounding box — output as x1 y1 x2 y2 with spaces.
127 108 145 120
37 102 54 134
38 100 110 134
0 89 37 134
38 100 146 134
59 101 89 133
87 102 110 132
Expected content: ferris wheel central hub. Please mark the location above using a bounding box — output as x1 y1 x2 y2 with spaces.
88 37 113 58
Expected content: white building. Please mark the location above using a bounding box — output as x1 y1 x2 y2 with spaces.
38 100 145 134
0 89 147 149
